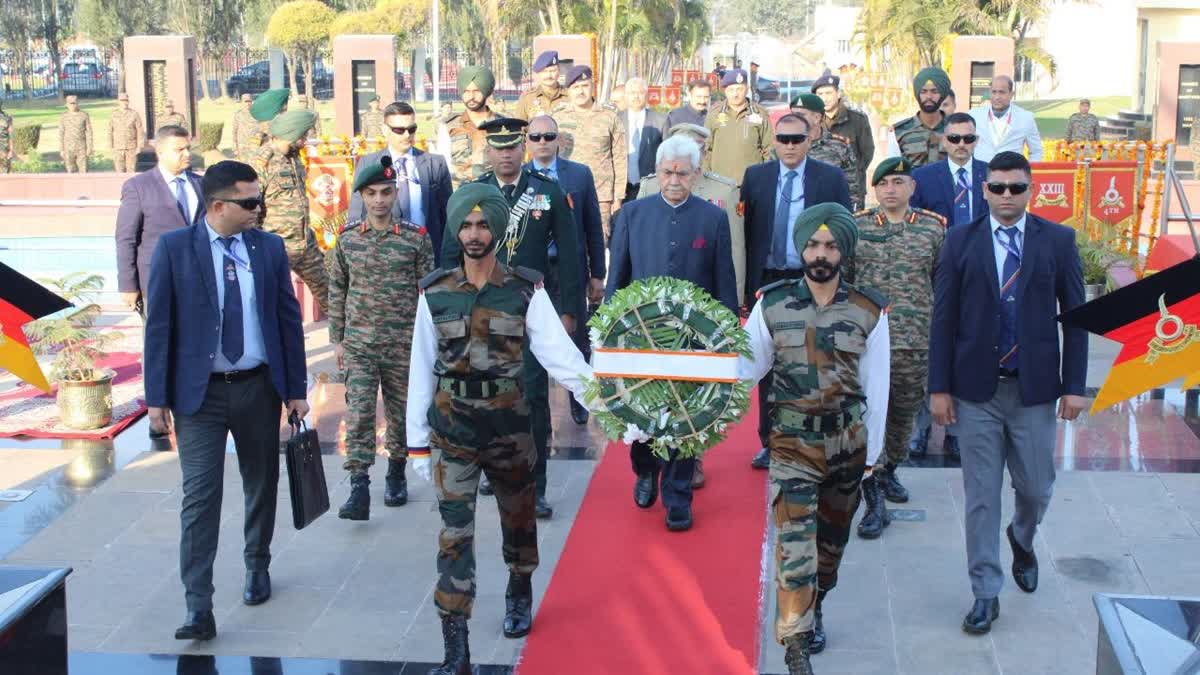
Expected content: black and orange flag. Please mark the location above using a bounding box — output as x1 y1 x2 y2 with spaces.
0 262 71 393
1059 256 1200 414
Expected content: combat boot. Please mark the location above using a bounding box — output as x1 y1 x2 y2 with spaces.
783 632 815 675
809 590 827 653
384 458 408 507
856 474 891 539
429 615 470 675
503 572 533 638
338 472 370 521
880 464 910 503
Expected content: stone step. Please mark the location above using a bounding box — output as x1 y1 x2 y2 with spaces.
1118 109 1152 122
1103 117 1136 129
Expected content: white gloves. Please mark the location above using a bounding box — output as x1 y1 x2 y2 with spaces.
622 424 652 445
412 455 432 482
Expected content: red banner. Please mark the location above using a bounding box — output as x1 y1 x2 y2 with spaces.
305 154 352 251
670 69 685 86
1087 161 1138 230
647 86 664 107
664 86 682 107
706 72 720 88
1029 162 1078 226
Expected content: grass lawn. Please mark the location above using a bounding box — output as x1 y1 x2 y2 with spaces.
1019 95 1132 139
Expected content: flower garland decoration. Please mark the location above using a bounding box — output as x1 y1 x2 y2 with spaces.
584 277 752 460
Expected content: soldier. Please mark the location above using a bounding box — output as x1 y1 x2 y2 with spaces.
739 203 890 675
704 68 773 185
295 94 321 137
109 93 145 173
886 67 952 167
514 50 569 121
439 66 499 187
940 89 957 116
330 156 434 520
1065 99 1101 143
406 183 595 675
555 65 627 240
360 94 385 140
249 88 290 150
0 100 14 174
158 100 187 133
59 95 93 174
232 93 260 161
792 94 863 210
441 118 580 519
250 110 331 315
813 70 874 210
847 157 945 540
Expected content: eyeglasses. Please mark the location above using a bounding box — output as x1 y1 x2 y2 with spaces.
215 197 264 211
389 125 419 136
776 134 808 145
945 134 978 145
985 182 1030 196
527 132 558 142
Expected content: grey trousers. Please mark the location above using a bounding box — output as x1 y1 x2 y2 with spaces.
953 378 1056 599
175 368 282 613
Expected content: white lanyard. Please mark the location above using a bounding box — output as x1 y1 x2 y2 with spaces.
989 108 1012 144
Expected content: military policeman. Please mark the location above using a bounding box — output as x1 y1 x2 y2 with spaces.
813 70 874 208
0 100 15 174
360 94 386 140
406 183 595 675
109 93 145 173
514 50 570 121
441 118 580 519
232 93 261 161
250 110 331 315
886 67 952 167
59 95 93 173
555 65 627 240
792 93 863 209
739 203 890 675
439 66 499 187
158 100 186 133
847 157 945 539
704 68 773 185
1065 99 1101 143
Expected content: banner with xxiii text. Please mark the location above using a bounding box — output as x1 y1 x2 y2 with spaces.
1029 162 1078 226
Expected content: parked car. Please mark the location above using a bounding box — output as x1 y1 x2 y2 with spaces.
753 76 782 103
771 78 817 106
225 60 333 99
61 61 116 97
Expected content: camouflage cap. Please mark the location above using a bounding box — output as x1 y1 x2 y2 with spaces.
478 117 527 148
871 156 913 185
352 155 397 192
269 110 317 142
251 88 290 122
368 94 380 103
793 202 859 260
446 183 510 243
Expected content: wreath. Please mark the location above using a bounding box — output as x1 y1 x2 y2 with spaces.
584 277 752 459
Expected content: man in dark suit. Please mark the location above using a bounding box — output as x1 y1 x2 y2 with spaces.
115 125 205 317
665 79 711 130
143 161 310 642
348 101 452 266
620 77 666 202
741 113 852 469
525 114 606 425
607 134 737 532
907 111 990 461
929 151 1087 635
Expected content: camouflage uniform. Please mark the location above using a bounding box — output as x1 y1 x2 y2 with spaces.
556 106 627 238
848 207 944 470
443 110 497 187
329 219 434 473
360 109 385 140
59 109 93 173
1064 112 1100 143
704 100 774 185
251 143 331 315
890 113 947 167
232 108 262 161
108 108 145 173
809 131 862 210
158 111 187 132
0 108 13 174
513 86 570 122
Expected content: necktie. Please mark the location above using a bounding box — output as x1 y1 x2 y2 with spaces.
629 121 642 181
772 170 798 268
395 155 411 220
174 177 189 224
502 184 516 200
996 227 1021 371
954 167 971 226
219 237 244 365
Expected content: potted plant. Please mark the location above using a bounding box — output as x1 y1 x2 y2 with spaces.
1076 231 1137 302
25 273 117 430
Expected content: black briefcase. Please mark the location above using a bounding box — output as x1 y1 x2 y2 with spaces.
284 413 330 530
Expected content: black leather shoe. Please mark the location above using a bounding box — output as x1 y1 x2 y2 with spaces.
634 472 658 508
909 426 930 458
666 505 693 531
535 495 553 520
962 597 999 634
751 446 770 469
691 459 706 489
174 610 216 640
1007 524 1039 593
783 632 815 675
338 472 370 520
430 615 471 675
384 458 408 507
856 475 891 539
502 573 533 638
479 473 494 496
243 570 271 605
944 434 961 462
880 465 910 503
570 398 589 425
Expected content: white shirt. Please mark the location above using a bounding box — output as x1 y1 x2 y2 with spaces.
627 108 647 182
406 287 595 448
948 157 974 220
160 166 198 223
205 221 267 372
390 149 425 227
775 159 807 269
740 299 891 466
990 213 1027 288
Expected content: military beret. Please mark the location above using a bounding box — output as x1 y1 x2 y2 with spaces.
913 67 952 101
251 88 290 122
720 69 749 88
790 93 825 114
240 93 252 102
812 69 840 92
368 94 380 103
871 157 913 186
532 50 559 73
793 202 859 261
564 65 592 88
477 117 527 148
457 66 495 97
352 155 397 192
666 123 710 141
269 110 317 142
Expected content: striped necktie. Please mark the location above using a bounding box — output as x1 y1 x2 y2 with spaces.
954 167 971 226
996 226 1021 371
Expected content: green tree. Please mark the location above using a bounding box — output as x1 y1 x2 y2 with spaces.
266 0 336 96
726 0 807 37
0 0 36 100
169 0 245 99
330 0 427 50
77 0 166 92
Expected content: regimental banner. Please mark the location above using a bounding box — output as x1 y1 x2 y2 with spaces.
305 154 352 252
1029 162 1078 226
647 86 663 107
670 69 685 86
1087 161 1138 232
664 86 682 108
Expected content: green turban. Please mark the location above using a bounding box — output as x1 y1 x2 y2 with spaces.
269 110 317 143
793 202 859 261
912 67 951 103
251 88 290 122
445 183 510 247
458 66 496 98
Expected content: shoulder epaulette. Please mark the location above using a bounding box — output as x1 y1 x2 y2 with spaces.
704 171 736 186
912 208 947 227
851 284 890 311
512 265 544 284
472 171 496 184
419 268 454 290
340 220 364 235
398 219 426 234
755 277 799 298
853 207 874 218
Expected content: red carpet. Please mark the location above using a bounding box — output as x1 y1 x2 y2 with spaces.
0 350 147 439
518 396 768 675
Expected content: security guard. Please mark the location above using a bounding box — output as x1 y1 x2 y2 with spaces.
1064 99 1101 143
886 67 951 167
704 68 773 185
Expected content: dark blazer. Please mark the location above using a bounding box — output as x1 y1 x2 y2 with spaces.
665 105 706 131
910 158 990 226
347 148 452 266
928 213 1087 406
115 168 205 296
605 194 738 314
527 157 606 281
143 224 307 416
621 109 667 182
740 158 852 306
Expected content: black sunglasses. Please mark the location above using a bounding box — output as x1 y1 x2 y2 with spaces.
216 197 263 211
776 133 808 145
527 132 559 142
946 134 978 144
986 182 1030 196
389 125 419 135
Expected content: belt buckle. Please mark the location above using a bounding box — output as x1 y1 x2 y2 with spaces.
223 370 236 384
